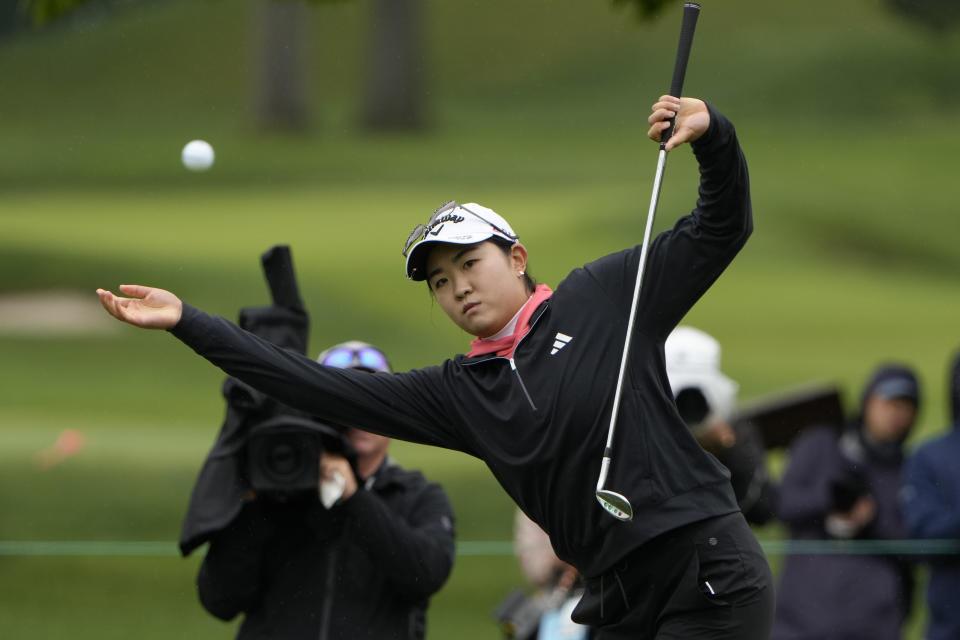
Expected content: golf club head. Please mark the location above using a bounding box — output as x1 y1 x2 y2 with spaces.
596 490 633 521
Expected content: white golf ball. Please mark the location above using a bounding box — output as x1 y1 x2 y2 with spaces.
181 139 215 171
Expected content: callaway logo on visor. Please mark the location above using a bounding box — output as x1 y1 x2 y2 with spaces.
402 201 517 258
403 201 520 281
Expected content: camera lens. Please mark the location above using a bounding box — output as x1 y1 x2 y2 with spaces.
267 441 302 478
246 426 322 493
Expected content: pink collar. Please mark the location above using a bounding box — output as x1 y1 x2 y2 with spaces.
467 284 554 358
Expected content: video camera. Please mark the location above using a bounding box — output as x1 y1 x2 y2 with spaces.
246 417 325 493
220 370 349 498
226 245 355 497
179 245 355 555
243 414 351 496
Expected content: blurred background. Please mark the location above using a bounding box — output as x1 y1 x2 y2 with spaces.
1 0 958 637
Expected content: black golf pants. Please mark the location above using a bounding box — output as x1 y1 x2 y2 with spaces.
572 512 775 639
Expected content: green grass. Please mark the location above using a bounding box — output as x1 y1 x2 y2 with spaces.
0 556 228 638
1 0 959 637
0 553 526 639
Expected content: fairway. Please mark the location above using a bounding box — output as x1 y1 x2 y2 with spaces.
2 0 958 637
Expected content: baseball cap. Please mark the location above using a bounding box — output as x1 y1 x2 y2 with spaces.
873 375 919 403
665 326 739 428
403 201 519 281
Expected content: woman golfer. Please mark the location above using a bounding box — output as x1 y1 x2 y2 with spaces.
98 96 775 639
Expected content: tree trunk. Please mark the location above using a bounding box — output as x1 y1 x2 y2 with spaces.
1 0 28 36
253 0 310 131
360 0 426 131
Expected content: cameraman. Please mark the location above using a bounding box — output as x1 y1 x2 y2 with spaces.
196 341 456 640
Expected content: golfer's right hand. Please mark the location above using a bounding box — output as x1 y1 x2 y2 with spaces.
647 95 709 151
96 284 183 330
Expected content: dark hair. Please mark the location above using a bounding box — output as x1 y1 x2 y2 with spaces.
490 237 536 293
424 238 537 293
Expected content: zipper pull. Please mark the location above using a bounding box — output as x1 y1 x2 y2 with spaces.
509 357 537 411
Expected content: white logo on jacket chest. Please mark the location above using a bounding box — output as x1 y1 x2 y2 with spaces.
550 332 573 355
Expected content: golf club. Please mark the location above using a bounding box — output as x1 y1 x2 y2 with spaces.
595 1 702 522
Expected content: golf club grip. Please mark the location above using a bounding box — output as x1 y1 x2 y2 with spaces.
661 1 701 145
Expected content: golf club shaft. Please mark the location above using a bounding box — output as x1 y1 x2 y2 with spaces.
598 148 666 485
596 2 700 498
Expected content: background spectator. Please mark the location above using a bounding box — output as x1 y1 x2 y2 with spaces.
901 349 960 640
665 325 778 525
494 509 591 640
772 364 921 640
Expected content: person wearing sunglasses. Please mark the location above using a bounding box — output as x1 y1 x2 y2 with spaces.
97 95 774 638
196 340 456 640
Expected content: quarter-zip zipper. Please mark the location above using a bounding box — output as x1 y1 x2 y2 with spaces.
504 302 547 413
509 357 537 411
463 304 547 412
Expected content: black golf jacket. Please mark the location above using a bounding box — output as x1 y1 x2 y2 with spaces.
197 459 455 640
172 103 750 579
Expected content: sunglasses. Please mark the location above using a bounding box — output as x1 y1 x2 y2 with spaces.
321 346 390 372
402 200 518 258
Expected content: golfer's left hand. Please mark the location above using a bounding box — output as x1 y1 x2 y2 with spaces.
647 96 710 151
96 284 183 329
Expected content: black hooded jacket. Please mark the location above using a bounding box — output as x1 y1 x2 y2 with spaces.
170 103 749 579
197 458 455 640
773 365 920 640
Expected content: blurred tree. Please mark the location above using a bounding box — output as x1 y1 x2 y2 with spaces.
885 0 960 32
18 0 89 25
359 0 426 131
253 0 311 131
610 0 671 21
2 0 30 36
20 0 428 133
18 0 319 132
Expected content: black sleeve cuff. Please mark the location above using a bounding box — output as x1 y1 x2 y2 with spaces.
169 301 202 338
691 102 735 158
